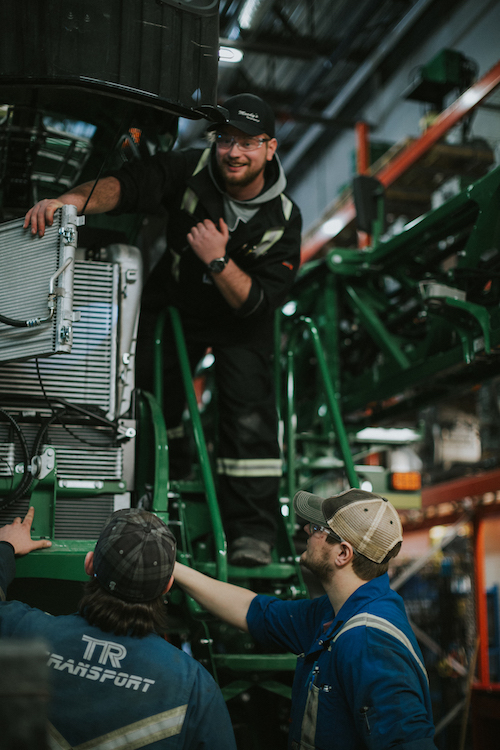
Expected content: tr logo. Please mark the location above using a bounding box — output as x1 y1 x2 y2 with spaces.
82 635 127 667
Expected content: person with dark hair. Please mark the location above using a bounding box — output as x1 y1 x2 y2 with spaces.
0 507 236 750
25 93 303 567
173 488 438 750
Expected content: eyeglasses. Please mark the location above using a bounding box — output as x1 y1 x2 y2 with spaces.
307 523 341 541
306 523 359 554
212 133 271 152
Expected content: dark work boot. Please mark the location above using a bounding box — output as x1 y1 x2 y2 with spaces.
229 537 272 566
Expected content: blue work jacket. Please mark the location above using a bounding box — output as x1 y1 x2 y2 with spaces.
0 542 236 750
247 574 438 750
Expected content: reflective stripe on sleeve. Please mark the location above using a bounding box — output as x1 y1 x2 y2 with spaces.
181 149 210 213
181 187 199 215
192 148 211 176
332 612 428 683
280 194 293 221
48 704 188 750
251 228 284 258
48 723 72 750
217 457 282 477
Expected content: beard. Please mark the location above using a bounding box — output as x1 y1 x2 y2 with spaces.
300 547 335 583
217 153 267 190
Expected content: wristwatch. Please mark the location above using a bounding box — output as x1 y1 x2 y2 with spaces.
206 255 229 274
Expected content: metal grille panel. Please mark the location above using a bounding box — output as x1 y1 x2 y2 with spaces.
0 213 63 360
0 498 30 527
0 442 15 476
54 496 115 539
45 446 123 480
0 260 118 418
0 423 122 480
0 496 115 539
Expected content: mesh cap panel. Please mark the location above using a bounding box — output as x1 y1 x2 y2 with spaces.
293 488 403 563
329 498 402 563
93 509 176 602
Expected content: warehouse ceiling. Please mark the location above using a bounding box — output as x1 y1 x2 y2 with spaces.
181 0 468 189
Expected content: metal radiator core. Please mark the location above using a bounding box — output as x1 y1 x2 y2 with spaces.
0 205 80 362
0 243 142 538
0 260 118 419
53 496 115 539
0 496 115 539
0 423 123 480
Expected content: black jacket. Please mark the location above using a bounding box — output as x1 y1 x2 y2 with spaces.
109 147 302 347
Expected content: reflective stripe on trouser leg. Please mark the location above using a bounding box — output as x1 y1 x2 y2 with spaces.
217 457 282 477
213 342 281 542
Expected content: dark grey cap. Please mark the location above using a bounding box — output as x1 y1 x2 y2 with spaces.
93 509 176 602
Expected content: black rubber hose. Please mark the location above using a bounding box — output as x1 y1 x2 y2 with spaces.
0 313 29 327
31 409 66 462
0 409 32 510
0 313 44 328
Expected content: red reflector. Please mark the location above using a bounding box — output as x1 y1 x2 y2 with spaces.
391 472 421 491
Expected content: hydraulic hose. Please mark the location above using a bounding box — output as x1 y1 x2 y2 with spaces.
0 312 50 328
0 408 32 510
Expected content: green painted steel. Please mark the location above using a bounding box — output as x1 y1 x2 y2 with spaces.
164 306 228 583
15 541 95 581
3 448 129 579
290 164 500 424
137 389 170 514
284 316 360 494
8 156 500 711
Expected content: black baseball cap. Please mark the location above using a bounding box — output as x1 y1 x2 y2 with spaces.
93 508 176 603
208 93 275 138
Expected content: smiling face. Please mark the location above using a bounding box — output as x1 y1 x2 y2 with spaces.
214 125 278 200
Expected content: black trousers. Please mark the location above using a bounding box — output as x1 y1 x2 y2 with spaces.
136 313 281 545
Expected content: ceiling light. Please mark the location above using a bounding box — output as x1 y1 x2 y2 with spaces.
219 46 244 64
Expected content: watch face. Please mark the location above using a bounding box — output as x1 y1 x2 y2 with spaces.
208 257 228 273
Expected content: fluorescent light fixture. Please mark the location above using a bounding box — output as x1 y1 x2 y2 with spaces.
355 427 421 444
219 46 244 64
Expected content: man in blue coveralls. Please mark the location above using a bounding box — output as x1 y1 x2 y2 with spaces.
0 507 236 750
174 488 439 750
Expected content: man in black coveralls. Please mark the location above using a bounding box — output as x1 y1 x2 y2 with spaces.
25 94 303 566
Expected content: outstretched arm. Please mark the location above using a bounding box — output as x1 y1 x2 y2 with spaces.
24 176 122 237
0 507 52 556
173 561 256 632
